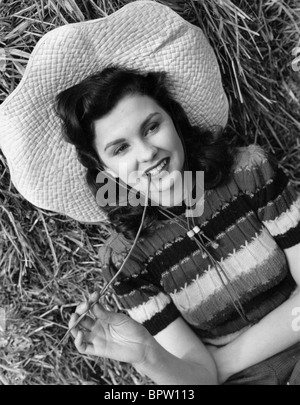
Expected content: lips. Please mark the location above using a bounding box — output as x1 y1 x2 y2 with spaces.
144 158 169 177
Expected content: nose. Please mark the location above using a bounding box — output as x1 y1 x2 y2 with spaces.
136 140 158 163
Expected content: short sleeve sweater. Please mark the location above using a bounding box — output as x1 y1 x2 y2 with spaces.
98 144 300 346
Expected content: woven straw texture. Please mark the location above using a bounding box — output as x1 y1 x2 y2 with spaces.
0 0 228 223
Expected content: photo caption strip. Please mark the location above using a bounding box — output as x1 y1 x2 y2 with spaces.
102 388 197 401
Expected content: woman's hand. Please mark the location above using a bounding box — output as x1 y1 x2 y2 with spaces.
68 291 154 366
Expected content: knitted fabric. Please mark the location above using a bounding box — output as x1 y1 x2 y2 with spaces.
98 144 300 345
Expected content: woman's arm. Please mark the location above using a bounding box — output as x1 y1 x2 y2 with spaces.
212 242 300 383
70 292 218 385
135 317 218 385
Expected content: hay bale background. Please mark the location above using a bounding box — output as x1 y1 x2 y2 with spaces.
0 0 299 385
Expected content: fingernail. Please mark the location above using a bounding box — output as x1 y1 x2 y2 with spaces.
78 301 87 310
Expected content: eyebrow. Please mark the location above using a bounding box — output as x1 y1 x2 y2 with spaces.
104 112 161 152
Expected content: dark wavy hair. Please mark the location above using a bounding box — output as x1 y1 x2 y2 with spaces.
56 66 236 239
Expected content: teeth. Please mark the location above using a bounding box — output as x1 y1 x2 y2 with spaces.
147 159 167 176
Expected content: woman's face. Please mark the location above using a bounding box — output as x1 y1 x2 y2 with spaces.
94 94 185 206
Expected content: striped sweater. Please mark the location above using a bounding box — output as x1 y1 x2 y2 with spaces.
98 144 300 346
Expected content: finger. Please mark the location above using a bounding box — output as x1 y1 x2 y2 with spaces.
69 312 78 328
75 330 95 356
68 312 79 328
91 302 110 321
74 330 87 353
69 313 80 338
79 316 94 331
75 300 90 316
75 292 101 318
89 291 100 303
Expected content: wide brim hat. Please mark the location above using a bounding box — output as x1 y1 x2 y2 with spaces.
0 0 228 223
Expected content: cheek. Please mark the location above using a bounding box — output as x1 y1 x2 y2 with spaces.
169 133 185 170
177 137 185 157
156 128 181 151
169 132 185 160
102 156 138 182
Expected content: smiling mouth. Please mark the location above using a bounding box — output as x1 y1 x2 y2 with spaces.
145 158 169 177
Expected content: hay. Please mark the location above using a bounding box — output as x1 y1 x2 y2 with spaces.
0 0 300 385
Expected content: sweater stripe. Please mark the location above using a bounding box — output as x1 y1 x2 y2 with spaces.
263 193 300 236
274 221 300 249
141 302 180 336
128 291 173 324
243 168 289 211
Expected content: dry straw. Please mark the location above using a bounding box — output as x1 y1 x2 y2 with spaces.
0 0 300 385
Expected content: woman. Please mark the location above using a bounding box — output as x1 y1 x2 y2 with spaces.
56 66 300 385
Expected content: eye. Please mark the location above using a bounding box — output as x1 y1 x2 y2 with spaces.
113 144 128 156
146 122 159 135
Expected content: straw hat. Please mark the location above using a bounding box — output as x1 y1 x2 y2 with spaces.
0 0 228 223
